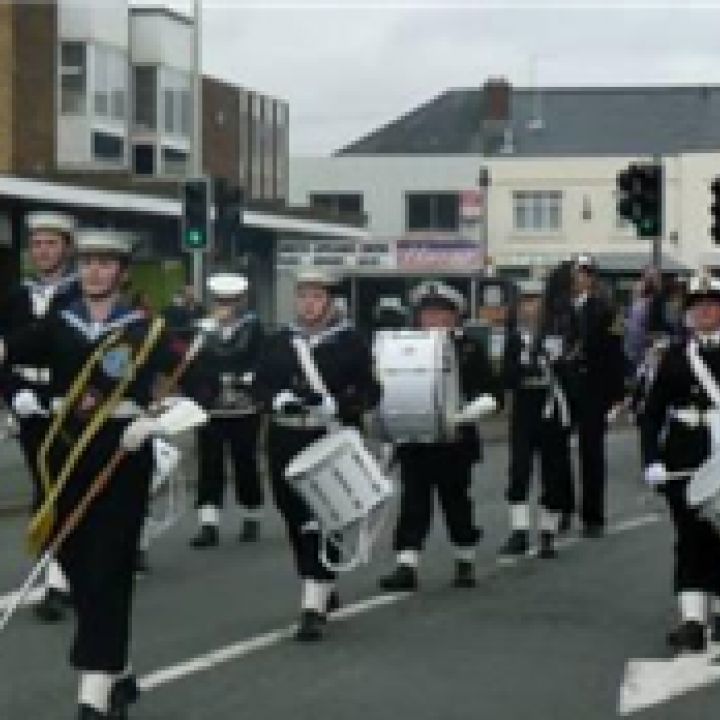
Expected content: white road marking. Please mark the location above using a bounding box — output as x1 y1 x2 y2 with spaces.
618 650 720 715
138 592 407 691
136 511 663 693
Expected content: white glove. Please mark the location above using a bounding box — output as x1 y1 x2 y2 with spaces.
312 395 337 420
12 389 46 418
0 338 5 365
272 390 301 413
121 416 160 452
456 394 497 423
644 462 668 488
543 335 563 362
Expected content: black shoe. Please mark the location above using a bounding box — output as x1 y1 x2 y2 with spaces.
133 550 149 576
295 610 325 642
378 564 418 591
108 675 139 720
582 523 605 539
326 589 341 616
538 532 557 559
453 560 476 588
190 525 219 549
498 530 530 558
558 512 573 535
35 588 69 623
238 518 260 543
77 706 107 719
667 621 707 653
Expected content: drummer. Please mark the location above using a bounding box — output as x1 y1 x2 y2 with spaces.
379 280 501 591
643 271 720 653
252 269 381 642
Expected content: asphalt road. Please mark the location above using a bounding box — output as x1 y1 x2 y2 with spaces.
1 428 719 720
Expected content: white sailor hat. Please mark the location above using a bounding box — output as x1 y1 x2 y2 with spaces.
26 211 75 237
207 272 248 298
75 229 134 256
409 280 466 314
686 272 720 306
573 253 597 273
295 269 339 288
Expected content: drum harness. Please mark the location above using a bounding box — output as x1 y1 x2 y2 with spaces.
289 334 392 572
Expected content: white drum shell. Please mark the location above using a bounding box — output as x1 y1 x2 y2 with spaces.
285 428 394 533
373 329 460 443
687 457 720 533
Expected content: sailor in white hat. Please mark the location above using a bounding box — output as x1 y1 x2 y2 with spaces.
643 270 720 653
252 268 381 642
379 280 501 591
189 272 266 548
0 227 208 718
0 210 80 622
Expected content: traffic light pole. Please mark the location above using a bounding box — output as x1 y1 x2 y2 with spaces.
191 0 204 301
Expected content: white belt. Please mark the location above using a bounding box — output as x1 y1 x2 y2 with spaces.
12 366 50 384
51 398 144 419
521 378 550 388
670 408 716 428
272 414 329 430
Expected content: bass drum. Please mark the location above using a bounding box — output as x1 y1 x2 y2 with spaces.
373 329 460 444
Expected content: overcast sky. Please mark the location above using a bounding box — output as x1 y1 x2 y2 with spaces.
130 1 720 155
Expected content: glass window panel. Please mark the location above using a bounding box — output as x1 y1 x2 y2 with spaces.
407 194 432 231
60 42 86 115
435 193 459 230
164 89 174 133
92 131 123 162
133 66 156 130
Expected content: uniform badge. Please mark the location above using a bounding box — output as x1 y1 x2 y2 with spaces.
102 345 132 379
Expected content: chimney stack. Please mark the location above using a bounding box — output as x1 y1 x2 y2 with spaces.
482 77 511 154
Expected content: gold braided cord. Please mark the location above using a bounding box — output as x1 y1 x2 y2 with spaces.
28 317 165 553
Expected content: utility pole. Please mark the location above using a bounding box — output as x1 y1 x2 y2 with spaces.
191 0 204 299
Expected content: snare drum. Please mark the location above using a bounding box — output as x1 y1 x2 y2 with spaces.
285 428 394 571
686 454 720 534
373 329 460 443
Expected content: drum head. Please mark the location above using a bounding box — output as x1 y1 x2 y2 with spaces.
285 429 355 479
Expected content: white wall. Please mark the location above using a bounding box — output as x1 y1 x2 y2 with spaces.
290 153 712 272
58 0 129 49
130 12 194 73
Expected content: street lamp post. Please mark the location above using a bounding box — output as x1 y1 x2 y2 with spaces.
191 0 204 299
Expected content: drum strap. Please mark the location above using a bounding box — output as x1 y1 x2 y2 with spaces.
686 340 720 449
291 336 333 402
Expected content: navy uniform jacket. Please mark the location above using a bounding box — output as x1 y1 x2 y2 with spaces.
253 320 381 428
0 274 81 403
643 341 720 473
193 312 264 411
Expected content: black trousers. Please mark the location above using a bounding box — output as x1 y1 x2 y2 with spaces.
267 424 339 582
53 424 152 673
507 392 572 512
661 480 720 595
196 414 263 511
17 415 50 512
394 443 481 552
573 392 608 526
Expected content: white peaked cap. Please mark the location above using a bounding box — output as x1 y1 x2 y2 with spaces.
207 272 249 298
409 280 466 314
75 229 134 255
295 269 339 288
686 271 720 304
26 211 75 237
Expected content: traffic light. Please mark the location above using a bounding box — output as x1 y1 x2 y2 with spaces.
711 177 720 243
616 162 663 238
182 177 211 252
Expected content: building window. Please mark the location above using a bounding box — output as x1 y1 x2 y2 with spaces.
161 68 191 137
94 45 126 122
60 42 86 115
512 191 562 231
406 193 459 231
92 131 124 162
133 66 157 131
309 193 364 215
161 147 188 176
133 144 154 175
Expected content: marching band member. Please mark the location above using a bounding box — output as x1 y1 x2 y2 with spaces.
567 254 625 537
0 229 203 719
643 272 720 653
253 269 381 642
500 279 573 560
0 211 79 622
190 272 265 548
378 281 500 591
